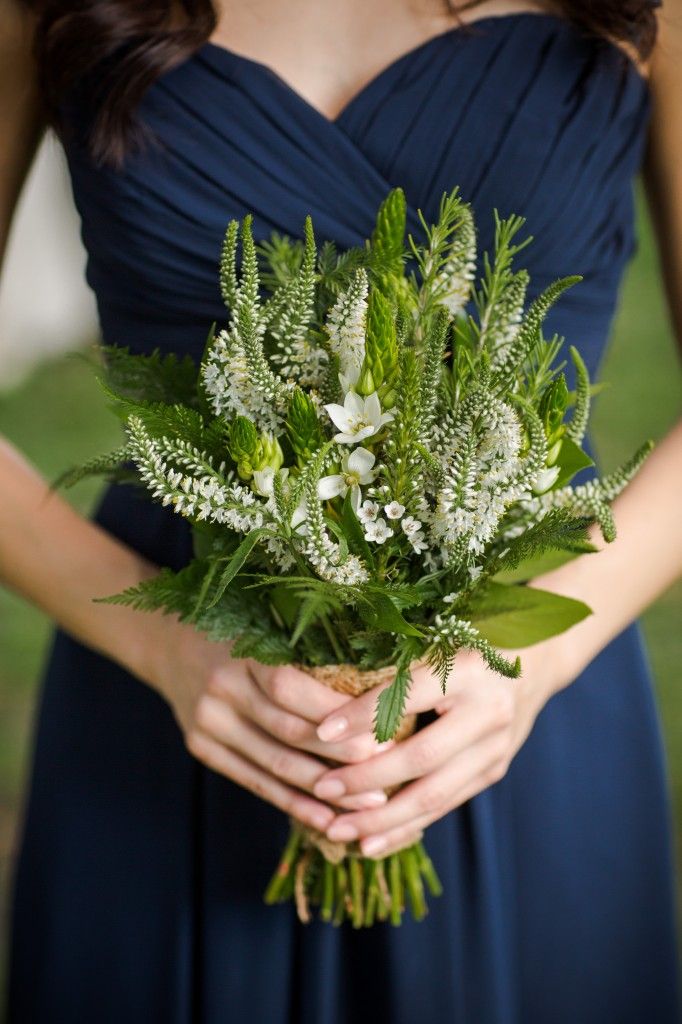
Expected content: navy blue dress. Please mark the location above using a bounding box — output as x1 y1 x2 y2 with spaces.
8 12 681 1023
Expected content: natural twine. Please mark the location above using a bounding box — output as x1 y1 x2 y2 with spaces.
294 663 419 864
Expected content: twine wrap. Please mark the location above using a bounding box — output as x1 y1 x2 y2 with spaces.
294 663 418 864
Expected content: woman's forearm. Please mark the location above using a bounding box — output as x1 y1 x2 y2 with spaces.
534 417 682 693
0 435 169 685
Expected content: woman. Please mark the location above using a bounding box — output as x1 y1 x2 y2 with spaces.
3 0 681 1020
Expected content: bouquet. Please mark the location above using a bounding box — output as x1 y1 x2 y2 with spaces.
60 187 651 927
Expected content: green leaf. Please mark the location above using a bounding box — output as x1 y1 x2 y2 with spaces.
493 547 589 584
358 591 425 638
551 437 594 489
207 528 275 607
341 491 375 567
373 661 411 743
100 345 198 406
466 581 591 648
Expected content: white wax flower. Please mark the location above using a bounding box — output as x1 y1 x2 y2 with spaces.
364 517 391 544
384 501 406 520
358 500 380 524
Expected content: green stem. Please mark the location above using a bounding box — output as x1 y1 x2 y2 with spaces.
333 863 348 926
264 826 302 904
414 840 443 897
321 860 335 922
363 860 378 927
401 846 426 921
388 853 403 926
350 858 365 929
320 613 346 663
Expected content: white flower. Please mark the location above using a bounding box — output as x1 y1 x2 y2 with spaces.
384 500 405 520
408 530 428 553
443 592 458 604
364 517 391 544
532 465 561 495
468 565 484 581
318 448 376 512
252 466 276 497
401 515 422 536
358 500 380 524
324 391 393 445
291 498 308 534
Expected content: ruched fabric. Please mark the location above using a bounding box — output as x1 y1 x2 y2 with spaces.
8 13 680 1023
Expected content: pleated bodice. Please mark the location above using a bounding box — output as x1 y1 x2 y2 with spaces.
63 12 651 384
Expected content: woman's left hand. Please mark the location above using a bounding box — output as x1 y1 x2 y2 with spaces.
312 638 570 857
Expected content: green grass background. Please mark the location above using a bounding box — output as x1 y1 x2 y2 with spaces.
1 181 681 968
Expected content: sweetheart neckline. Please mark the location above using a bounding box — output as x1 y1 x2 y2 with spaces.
198 10 648 127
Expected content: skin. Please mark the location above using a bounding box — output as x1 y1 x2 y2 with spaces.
1 1 681 858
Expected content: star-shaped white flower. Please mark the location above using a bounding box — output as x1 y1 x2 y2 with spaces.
401 515 422 537
358 500 380 524
318 447 376 513
364 517 391 544
384 500 405 520
324 391 393 445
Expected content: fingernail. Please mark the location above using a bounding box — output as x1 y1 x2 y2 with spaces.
311 810 334 831
375 741 393 752
361 835 387 857
314 778 346 800
343 791 386 810
317 716 348 742
326 820 358 842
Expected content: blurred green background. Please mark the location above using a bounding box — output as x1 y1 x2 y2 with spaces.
0 180 681 962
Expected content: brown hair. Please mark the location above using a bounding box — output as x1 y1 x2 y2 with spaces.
21 1 659 167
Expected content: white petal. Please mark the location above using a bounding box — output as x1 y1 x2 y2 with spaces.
350 484 362 514
344 391 365 417
364 391 382 425
318 475 346 500
348 447 375 476
324 403 352 432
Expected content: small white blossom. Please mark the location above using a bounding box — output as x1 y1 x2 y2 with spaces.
364 517 391 544
384 500 405 520
401 515 422 537
443 592 458 604
324 391 393 445
358 500 380 524
408 530 428 553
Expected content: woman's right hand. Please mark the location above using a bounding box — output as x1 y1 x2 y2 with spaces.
147 616 392 832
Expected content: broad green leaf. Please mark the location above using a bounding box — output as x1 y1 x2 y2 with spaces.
359 591 425 638
493 547 590 584
551 437 594 489
466 581 591 648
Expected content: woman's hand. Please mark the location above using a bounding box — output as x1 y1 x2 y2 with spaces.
147 616 393 832
311 638 569 857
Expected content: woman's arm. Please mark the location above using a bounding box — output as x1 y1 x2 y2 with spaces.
0 3 387 828
311 3 682 854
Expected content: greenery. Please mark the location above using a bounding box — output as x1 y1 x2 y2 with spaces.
0 180 680 935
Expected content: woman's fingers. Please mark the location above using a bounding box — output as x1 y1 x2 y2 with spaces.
195 695 328 793
193 695 389 812
246 661 350 722
322 728 510 843
314 684 513 798
210 668 392 765
316 658 478 743
185 729 335 832
362 826 425 860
